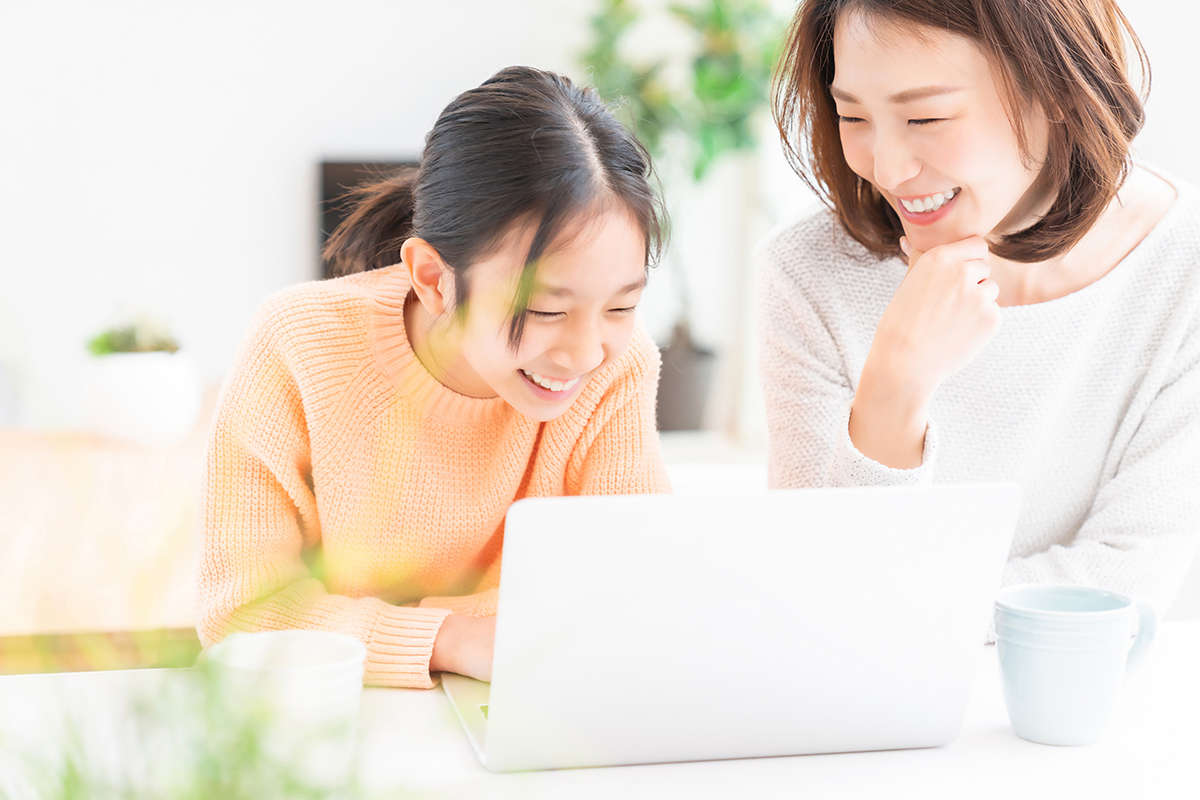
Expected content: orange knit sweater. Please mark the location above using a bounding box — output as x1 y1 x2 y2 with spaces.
197 265 670 689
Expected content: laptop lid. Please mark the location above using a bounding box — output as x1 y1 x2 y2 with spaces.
450 483 1020 772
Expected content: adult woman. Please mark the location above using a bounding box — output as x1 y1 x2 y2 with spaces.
760 0 1200 613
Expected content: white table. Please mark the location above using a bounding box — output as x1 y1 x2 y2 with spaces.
2 622 1197 799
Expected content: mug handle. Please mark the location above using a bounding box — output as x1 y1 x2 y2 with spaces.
1125 598 1157 675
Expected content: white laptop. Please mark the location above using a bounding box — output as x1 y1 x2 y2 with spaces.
441 483 1020 772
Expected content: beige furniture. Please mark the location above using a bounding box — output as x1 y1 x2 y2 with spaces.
0 420 207 638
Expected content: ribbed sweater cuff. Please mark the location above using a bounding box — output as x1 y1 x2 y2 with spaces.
418 592 497 617
364 604 453 689
826 400 937 487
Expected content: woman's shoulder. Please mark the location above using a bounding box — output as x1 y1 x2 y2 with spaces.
758 204 904 315
761 200 883 257
1119 169 1200 290
760 203 898 278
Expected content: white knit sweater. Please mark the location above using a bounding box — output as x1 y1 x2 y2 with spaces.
758 181 1200 615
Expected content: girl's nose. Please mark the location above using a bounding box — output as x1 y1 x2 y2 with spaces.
551 318 605 376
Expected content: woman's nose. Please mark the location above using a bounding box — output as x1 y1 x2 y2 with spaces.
871 127 921 193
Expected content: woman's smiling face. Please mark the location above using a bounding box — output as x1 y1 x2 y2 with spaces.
831 11 1052 253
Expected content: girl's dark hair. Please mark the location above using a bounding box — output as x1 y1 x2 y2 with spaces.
323 66 665 345
772 0 1148 263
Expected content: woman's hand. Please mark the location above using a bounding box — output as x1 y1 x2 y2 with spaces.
850 236 1002 469
430 614 496 682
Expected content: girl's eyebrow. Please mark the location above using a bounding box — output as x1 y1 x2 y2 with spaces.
829 85 964 104
538 278 648 298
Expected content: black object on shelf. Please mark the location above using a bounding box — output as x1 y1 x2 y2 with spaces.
319 160 418 279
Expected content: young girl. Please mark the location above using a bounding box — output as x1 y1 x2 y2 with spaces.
760 0 1200 615
198 66 670 689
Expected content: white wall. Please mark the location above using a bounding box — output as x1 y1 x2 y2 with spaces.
1 0 1196 430
0 0 594 426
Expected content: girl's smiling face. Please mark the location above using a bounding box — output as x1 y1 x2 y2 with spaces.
830 12 1052 253
409 206 648 422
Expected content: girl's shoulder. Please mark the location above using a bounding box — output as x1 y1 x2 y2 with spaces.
246 267 404 348
233 268 411 390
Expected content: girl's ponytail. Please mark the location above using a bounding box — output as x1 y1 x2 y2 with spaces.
322 166 417 277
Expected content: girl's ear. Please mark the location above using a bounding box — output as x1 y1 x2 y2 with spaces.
402 237 454 316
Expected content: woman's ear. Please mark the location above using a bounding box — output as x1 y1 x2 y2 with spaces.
402 237 454 317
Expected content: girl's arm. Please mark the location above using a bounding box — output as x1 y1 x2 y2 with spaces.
198 304 453 689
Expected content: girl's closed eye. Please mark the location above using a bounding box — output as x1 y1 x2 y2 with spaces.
609 305 638 315
526 309 565 319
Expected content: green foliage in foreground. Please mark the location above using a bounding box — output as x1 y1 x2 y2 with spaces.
0 663 368 800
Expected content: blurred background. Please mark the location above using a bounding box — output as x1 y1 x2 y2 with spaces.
1 0 1197 661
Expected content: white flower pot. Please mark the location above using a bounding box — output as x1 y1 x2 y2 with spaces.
82 351 202 447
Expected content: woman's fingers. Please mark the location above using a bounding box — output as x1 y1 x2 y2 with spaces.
854 235 1003 468
979 277 1001 303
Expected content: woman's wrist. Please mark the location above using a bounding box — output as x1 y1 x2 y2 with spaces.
851 358 932 469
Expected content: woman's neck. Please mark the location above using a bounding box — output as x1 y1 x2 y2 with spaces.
987 166 1177 307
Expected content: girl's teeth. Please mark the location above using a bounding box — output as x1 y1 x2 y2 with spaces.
901 187 957 213
522 370 579 393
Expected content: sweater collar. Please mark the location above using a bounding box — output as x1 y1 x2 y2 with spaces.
367 265 512 423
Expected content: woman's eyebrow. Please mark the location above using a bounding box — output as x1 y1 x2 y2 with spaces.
829 85 964 104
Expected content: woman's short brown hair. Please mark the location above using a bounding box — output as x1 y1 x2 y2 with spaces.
772 0 1148 262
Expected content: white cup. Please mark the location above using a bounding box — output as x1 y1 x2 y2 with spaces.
994 584 1155 746
205 630 366 791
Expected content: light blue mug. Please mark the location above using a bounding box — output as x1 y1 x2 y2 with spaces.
994 584 1156 746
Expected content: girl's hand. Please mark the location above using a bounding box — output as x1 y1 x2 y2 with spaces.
850 236 1002 469
430 614 496 682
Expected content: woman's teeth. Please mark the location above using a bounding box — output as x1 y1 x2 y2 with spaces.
900 187 958 213
522 370 579 393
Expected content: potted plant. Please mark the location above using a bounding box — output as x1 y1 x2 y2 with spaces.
581 0 782 431
82 321 202 447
